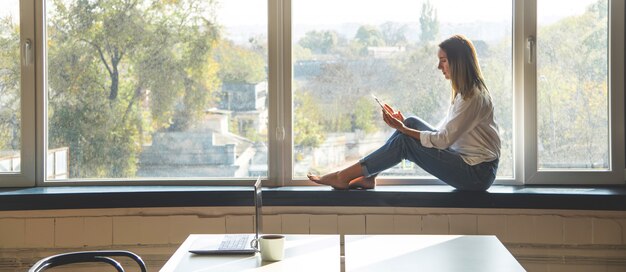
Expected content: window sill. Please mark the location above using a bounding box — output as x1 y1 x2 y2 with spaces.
0 185 625 211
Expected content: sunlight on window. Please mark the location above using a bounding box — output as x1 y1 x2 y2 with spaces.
537 0 608 170
0 1 21 173
45 0 268 180
292 0 513 179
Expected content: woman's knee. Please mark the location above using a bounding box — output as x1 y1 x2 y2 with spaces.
403 116 430 131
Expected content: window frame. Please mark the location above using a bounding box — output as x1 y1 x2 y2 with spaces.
1 0 624 187
1 0 36 187
520 0 625 185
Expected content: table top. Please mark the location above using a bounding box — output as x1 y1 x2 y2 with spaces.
160 234 341 272
344 235 525 272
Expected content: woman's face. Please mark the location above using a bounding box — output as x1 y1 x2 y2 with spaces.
437 48 450 80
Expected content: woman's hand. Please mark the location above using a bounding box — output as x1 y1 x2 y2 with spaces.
384 104 404 121
382 104 406 131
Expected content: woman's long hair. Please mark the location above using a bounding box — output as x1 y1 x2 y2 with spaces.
438 35 488 102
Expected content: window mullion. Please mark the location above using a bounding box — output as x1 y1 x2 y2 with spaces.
268 0 294 186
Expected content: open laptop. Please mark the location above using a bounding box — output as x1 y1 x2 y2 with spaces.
188 177 263 254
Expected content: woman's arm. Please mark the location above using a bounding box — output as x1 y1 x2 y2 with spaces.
421 94 487 149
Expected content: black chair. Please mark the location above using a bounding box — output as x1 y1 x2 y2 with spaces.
28 250 147 272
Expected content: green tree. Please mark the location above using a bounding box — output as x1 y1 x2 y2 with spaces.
419 0 439 44
353 25 386 56
47 0 221 178
298 30 340 54
294 91 325 148
354 25 385 47
536 0 608 167
213 39 266 84
0 17 20 153
353 97 377 133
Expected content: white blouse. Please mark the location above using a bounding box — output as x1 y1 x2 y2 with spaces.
420 89 501 165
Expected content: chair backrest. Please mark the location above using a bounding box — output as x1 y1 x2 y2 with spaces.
29 250 147 272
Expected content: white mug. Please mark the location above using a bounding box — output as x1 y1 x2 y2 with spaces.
258 234 285 261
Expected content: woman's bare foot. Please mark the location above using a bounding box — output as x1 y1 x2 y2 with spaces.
348 176 376 189
307 172 350 190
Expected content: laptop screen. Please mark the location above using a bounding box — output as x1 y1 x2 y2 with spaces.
253 177 263 241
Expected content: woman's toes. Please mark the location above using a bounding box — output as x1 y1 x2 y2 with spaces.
306 173 321 182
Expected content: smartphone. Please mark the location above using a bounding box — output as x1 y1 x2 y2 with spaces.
371 94 385 109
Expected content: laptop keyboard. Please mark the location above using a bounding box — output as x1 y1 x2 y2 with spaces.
218 235 249 250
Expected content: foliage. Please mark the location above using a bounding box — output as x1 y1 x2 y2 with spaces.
298 30 340 54
353 97 377 133
536 0 608 167
0 17 20 153
293 90 325 148
353 25 385 56
419 0 439 44
380 21 409 47
46 0 221 178
213 39 266 84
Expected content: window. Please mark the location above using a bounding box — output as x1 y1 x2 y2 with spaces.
537 0 608 170
0 0 35 186
522 0 624 184
291 0 513 181
0 0 623 186
43 0 268 181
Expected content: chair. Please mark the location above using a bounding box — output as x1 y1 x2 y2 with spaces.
28 250 147 272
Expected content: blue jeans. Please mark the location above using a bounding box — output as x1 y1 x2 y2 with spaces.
359 116 498 191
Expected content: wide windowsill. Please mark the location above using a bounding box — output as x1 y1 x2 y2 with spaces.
1 185 625 211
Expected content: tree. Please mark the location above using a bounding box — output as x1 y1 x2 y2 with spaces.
298 30 340 54
354 25 386 56
46 0 221 178
353 97 377 133
0 17 20 153
380 21 408 46
536 0 608 167
419 0 439 44
293 90 325 148
212 40 266 84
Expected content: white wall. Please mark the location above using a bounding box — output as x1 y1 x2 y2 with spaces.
1 207 625 271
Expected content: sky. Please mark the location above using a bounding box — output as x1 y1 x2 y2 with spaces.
218 0 596 26
1 0 597 28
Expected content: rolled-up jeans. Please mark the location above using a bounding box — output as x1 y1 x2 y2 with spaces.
359 116 498 191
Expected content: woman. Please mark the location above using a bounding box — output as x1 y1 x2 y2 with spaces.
307 34 501 191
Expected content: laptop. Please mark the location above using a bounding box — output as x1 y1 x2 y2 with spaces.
188 177 263 254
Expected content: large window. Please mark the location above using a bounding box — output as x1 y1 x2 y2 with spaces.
0 0 623 186
537 0 608 170
291 0 513 180
44 0 268 181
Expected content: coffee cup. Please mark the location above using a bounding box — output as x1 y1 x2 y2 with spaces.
258 234 285 261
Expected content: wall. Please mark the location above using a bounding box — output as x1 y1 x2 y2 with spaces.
1 207 625 271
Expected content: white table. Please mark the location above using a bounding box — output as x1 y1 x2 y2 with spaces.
344 235 525 272
160 234 340 272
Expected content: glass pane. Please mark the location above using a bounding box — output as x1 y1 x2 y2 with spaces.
537 0 608 170
292 0 513 178
46 0 268 180
0 1 21 173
